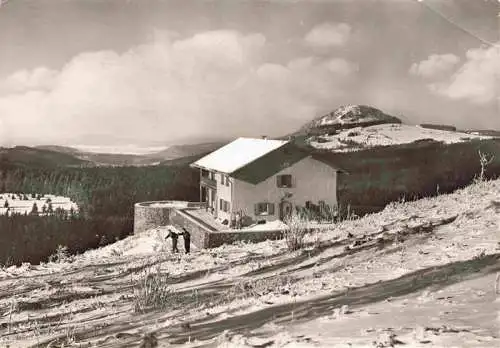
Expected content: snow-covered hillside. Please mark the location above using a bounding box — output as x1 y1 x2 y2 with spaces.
309 123 492 152
0 179 499 347
302 105 401 131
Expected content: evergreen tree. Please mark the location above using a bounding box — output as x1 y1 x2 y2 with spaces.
3 200 8 208
30 202 39 216
47 202 54 215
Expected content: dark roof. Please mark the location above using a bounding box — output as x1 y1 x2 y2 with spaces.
231 142 339 184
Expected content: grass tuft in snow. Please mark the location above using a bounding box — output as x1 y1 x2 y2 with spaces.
282 212 310 251
133 266 173 313
230 275 295 299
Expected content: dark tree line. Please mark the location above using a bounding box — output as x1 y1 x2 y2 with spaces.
0 162 199 265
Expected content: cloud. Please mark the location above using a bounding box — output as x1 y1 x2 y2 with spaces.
429 43 500 104
304 22 351 48
409 53 460 78
0 30 356 146
0 67 58 93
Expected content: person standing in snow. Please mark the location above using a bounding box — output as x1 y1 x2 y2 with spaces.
181 227 191 254
235 211 242 230
165 228 179 253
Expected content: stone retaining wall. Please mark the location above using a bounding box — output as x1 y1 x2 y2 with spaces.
133 201 204 234
136 202 333 249
169 208 212 248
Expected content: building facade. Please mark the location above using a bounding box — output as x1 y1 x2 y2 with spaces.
192 137 339 225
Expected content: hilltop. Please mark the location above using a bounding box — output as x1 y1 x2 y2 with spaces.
0 178 498 347
298 105 402 136
285 104 497 155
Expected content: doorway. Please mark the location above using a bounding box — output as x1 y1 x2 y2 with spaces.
279 200 293 220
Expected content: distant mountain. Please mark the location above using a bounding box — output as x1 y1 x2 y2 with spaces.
149 142 226 161
35 145 82 155
297 105 402 136
76 153 161 167
21 141 227 167
159 152 213 167
34 145 159 166
462 129 500 137
0 146 90 168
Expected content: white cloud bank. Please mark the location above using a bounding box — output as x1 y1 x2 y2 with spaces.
0 29 355 146
413 43 500 105
409 53 460 78
432 43 500 104
304 22 351 48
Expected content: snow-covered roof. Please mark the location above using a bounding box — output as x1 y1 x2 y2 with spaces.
191 137 289 173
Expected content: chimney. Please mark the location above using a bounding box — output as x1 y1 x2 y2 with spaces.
261 135 268 140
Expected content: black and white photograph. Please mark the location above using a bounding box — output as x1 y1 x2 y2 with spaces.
0 0 499 346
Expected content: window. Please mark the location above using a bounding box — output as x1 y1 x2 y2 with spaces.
220 174 224 185
219 199 230 212
254 202 275 216
277 174 292 188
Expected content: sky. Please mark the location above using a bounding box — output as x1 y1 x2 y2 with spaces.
0 0 498 150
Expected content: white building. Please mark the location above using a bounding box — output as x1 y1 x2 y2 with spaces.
190 137 340 226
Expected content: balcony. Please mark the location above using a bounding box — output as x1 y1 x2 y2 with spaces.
200 176 217 189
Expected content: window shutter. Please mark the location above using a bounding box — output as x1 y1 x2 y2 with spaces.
276 176 281 187
254 203 259 215
269 203 275 215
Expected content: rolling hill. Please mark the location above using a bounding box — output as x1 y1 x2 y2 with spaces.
28 142 228 167
0 146 90 168
148 142 227 161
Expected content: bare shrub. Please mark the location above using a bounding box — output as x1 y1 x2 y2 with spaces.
495 273 500 295
282 212 309 251
476 150 494 182
133 266 172 313
48 245 71 263
139 332 158 348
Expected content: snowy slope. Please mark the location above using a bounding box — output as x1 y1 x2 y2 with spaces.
0 179 499 347
309 123 492 152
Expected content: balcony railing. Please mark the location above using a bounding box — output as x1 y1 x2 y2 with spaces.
200 176 217 189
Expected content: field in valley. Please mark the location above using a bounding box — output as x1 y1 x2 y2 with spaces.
0 179 499 347
0 193 78 216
